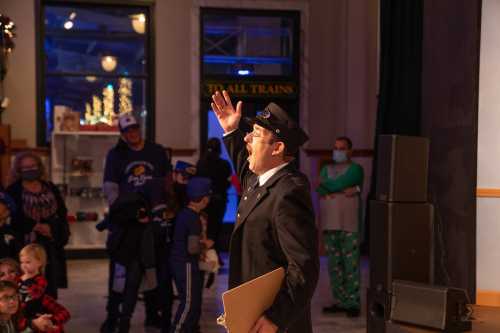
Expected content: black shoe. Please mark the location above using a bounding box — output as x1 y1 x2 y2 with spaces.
322 304 346 314
117 319 130 333
145 314 162 329
346 308 360 317
100 318 117 333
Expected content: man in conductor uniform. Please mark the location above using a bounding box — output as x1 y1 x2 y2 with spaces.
211 91 319 333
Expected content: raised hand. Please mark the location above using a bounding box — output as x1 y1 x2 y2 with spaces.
211 90 242 133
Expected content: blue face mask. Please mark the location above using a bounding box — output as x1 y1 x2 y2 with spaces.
333 150 348 163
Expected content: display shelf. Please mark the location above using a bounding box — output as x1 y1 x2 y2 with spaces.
52 169 103 177
64 221 107 250
66 172 101 177
53 131 120 136
65 196 106 200
65 244 108 250
52 132 117 251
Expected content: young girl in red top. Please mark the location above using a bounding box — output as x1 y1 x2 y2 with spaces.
19 244 48 320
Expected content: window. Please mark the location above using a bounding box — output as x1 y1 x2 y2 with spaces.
201 9 299 78
38 2 154 144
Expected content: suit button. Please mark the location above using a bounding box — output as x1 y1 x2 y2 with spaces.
237 213 240 218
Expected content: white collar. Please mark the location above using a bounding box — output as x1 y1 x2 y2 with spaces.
258 162 289 186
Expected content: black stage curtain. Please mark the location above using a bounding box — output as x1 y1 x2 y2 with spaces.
364 0 423 253
376 0 422 136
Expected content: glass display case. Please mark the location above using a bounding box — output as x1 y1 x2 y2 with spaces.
51 131 120 250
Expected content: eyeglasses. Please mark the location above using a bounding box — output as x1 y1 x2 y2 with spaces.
245 131 276 145
246 130 262 139
0 294 19 303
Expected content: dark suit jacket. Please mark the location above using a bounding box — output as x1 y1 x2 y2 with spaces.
224 130 319 333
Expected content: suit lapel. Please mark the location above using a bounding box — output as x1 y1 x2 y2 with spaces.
233 164 293 232
234 186 268 230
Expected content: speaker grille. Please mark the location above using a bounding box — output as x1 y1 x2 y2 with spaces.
391 280 447 329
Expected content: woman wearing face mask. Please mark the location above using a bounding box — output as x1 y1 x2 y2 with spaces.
6 152 70 299
316 136 364 317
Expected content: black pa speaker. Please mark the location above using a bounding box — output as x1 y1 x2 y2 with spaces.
375 135 429 202
390 280 472 332
369 200 434 291
367 201 434 333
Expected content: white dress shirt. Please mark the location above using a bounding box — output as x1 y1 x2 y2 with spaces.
258 163 289 186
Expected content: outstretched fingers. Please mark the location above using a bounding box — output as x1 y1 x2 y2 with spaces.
211 102 221 117
222 90 234 109
212 91 226 110
236 100 243 117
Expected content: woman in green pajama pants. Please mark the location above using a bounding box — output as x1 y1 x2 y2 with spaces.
316 136 364 318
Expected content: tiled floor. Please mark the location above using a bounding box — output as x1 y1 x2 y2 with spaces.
59 256 368 332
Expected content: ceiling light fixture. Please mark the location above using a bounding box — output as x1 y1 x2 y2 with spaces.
101 55 117 72
233 63 254 76
64 12 77 30
130 13 146 34
63 20 74 30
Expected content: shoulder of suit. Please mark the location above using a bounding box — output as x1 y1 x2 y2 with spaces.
279 170 310 189
222 129 240 140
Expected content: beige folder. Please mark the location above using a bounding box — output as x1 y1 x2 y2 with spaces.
219 267 285 333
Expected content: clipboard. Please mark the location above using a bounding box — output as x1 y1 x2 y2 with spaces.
219 267 285 333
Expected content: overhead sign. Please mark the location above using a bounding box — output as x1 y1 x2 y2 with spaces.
203 81 298 99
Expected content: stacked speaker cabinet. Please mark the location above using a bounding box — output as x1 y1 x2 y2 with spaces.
375 135 429 202
368 135 434 333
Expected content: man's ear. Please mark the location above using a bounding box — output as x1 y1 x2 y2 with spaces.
271 142 286 156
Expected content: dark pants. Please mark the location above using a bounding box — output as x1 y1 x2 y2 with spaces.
205 196 227 251
157 246 174 333
170 261 202 333
106 260 123 321
121 260 144 322
39 240 63 299
105 260 158 323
